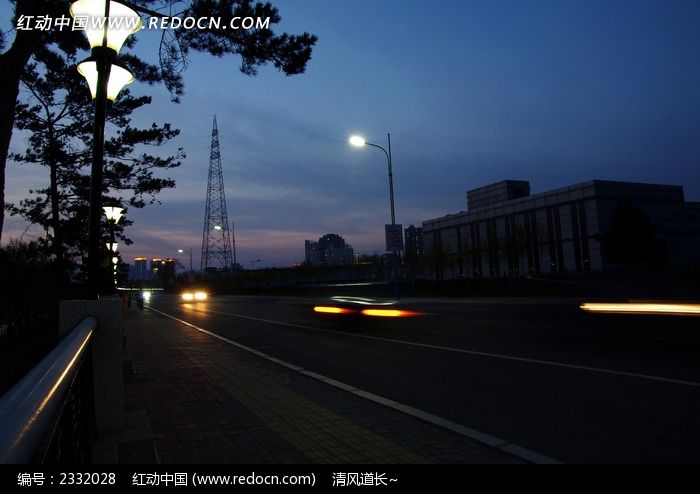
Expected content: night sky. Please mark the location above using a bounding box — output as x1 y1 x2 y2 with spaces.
4 0 700 268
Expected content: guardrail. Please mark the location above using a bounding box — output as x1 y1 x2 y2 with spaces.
0 317 97 464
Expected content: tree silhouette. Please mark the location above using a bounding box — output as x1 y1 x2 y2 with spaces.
7 47 183 286
598 200 665 269
0 0 317 242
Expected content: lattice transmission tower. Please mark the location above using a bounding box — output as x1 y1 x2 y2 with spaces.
201 116 233 271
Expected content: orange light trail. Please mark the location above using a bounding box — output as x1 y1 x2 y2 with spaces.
313 306 355 314
361 309 425 318
580 303 700 316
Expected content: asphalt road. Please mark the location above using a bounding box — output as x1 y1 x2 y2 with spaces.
149 293 700 464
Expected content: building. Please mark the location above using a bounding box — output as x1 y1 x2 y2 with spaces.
304 240 321 266
404 225 424 279
423 180 700 280
131 257 149 281
150 258 163 273
404 225 424 259
129 257 179 282
304 233 355 266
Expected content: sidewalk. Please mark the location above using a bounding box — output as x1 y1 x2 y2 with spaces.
121 308 522 464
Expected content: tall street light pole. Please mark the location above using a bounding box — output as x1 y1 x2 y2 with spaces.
178 248 194 272
71 0 140 299
349 134 396 225
349 134 403 286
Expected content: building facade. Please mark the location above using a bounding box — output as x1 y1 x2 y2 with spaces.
131 257 149 281
423 180 700 280
129 257 179 282
404 225 424 259
305 233 355 267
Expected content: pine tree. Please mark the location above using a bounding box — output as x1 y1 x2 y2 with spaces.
0 0 318 241
8 46 184 285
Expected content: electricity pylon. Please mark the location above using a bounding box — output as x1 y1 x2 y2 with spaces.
201 116 233 271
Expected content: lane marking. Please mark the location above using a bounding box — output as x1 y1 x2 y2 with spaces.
175 305 700 389
148 307 558 464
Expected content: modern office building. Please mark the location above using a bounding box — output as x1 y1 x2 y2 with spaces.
305 233 355 267
423 180 700 280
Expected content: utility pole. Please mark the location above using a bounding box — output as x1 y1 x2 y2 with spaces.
232 221 238 269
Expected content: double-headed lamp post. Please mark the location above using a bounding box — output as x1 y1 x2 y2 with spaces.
70 0 140 299
104 206 123 291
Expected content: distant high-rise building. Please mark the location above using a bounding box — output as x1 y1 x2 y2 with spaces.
305 233 355 266
151 258 163 273
305 240 320 266
130 257 180 282
404 225 424 259
132 257 148 281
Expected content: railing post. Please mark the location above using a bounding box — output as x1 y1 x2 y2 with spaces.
59 298 124 436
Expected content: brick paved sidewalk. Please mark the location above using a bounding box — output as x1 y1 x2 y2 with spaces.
123 309 521 464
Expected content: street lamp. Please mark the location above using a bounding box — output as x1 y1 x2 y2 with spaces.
103 205 123 291
71 0 140 299
70 0 141 52
103 206 124 224
349 134 396 226
77 61 134 100
349 133 403 285
178 248 194 273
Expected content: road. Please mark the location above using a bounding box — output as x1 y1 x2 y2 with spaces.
148 293 700 463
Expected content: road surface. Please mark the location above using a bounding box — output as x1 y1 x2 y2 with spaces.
148 293 700 463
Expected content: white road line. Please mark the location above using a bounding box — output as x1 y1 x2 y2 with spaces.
147 306 559 464
179 305 700 389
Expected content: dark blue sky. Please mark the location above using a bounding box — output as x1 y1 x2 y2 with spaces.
5 0 700 267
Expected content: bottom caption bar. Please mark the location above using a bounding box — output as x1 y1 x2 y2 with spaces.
0 466 422 490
